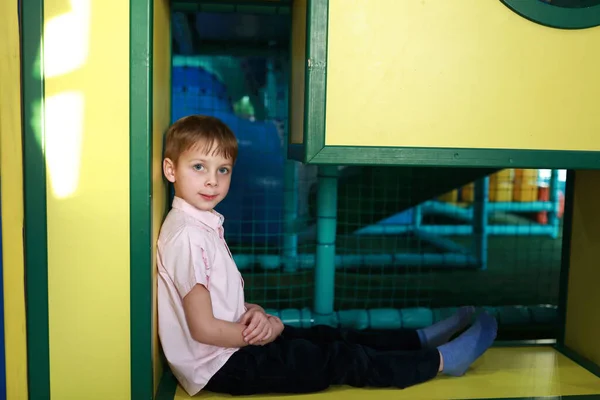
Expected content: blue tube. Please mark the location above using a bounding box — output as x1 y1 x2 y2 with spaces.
422 201 473 221
413 229 470 255
473 177 489 270
423 200 554 216
262 305 557 329
486 201 553 213
354 224 557 237
314 166 338 320
232 252 479 270
413 204 422 228
333 253 477 267
357 200 556 238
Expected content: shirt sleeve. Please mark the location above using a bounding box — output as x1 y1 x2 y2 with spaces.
162 227 214 299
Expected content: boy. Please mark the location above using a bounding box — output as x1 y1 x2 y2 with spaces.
157 115 498 396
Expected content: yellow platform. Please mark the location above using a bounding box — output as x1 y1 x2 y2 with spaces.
161 346 600 399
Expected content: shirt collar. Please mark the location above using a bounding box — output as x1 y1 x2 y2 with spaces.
172 196 224 230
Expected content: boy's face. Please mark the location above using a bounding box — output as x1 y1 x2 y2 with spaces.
163 141 233 212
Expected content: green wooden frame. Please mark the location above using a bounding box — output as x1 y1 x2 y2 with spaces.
501 0 600 29
130 0 154 398
289 0 600 169
22 0 51 398
21 0 155 398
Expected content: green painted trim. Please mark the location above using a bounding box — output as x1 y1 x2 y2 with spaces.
557 170 576 346
306 146 600 169
501 0 600 29
303 0 328 162
21 0 50 398
130 0 154 398
555 344 600 379
155 368 178 400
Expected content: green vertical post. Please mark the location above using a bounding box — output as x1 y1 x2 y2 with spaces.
314 165 338 320
473 177 489 270
548 169 560 239
282 161 299 271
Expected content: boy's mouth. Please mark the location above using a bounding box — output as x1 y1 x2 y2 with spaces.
200 193 218 201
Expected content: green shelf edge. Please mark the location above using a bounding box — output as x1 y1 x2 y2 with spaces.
501 0 600 29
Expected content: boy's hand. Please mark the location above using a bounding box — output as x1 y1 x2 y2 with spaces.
255 316 285 346
239 308 272 345
268 315 284 336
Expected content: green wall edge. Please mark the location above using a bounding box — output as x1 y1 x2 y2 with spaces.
130 0 154 398
303 146 600 169
155 368 178 400
303 0 328 162
21 0 51 398
288 143 600 169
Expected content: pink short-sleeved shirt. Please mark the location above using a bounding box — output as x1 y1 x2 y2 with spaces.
157 196 246 396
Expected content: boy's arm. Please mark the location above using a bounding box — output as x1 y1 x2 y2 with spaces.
183 284 249 348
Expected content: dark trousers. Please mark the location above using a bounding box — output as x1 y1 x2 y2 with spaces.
204 324 440 395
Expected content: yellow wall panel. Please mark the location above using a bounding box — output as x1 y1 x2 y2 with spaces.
325 0 600 150
565 170 600 367
44 1 131 398
153 0 171 393
0 1 29 398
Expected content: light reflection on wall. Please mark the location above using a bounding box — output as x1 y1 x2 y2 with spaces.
43 0 90 199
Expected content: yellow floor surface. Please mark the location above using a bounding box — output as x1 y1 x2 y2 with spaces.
173 347 600 399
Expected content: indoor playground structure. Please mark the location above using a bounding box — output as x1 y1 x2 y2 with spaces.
171 58 567 272
2 0 600 400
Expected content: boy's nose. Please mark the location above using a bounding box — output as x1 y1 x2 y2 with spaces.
205 175 218 187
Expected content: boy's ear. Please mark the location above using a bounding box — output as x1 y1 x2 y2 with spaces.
163 158 176 183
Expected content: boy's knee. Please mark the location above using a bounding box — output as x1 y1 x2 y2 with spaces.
327 342 373 386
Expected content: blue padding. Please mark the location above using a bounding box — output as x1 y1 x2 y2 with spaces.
172 66 229 98
172 66 233 117
214 115 285 246
170 66 285 246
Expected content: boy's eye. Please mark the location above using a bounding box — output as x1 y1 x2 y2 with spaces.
193 164 204 171
218 167 230 174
